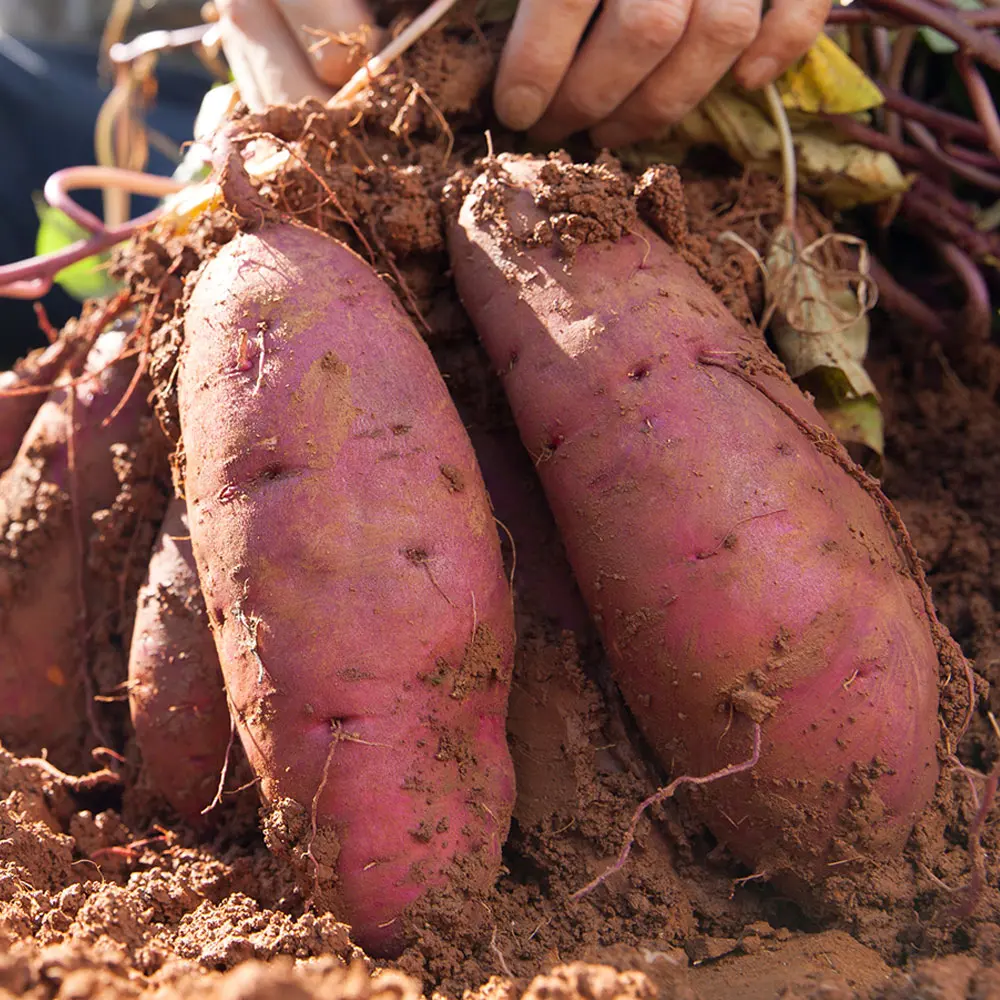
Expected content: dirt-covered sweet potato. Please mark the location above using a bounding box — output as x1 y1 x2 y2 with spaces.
448 155 951 908
128 496 231 822
0 331 150 769
177 221 515 956
0 339 76 472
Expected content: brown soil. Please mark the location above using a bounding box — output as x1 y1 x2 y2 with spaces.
3 12 1000 1000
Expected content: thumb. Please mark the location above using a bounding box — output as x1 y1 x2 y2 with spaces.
215 0 335 111
277 0 383 88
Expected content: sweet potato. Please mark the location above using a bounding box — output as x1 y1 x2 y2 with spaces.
0 331 150 768
448 155 947 906
128 496 231 822
177 222 515 955
0 339 76 472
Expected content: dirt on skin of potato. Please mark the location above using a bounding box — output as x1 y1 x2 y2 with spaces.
1 10 998 1000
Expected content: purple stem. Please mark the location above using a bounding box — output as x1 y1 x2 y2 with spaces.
0 168 182 299
880 87 988 147
870 259 952 340
936 240 994 344
956 53 1000 163
942 143 1000 170
904 119 1000 189
44 170 108 236
865 0 1000 71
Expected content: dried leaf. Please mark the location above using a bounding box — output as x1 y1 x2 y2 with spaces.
762 226 883 469
159 182 223 234
621 88 910 210
793 129 911 209
776 32 884 115
768 263 877 399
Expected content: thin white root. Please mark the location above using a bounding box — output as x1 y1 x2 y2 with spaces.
329 0 463 107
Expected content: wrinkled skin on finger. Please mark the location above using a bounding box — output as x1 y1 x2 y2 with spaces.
490 0 832 146
214 0 380 110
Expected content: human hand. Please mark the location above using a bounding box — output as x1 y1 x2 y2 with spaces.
210 0 381 111
493 0 833 147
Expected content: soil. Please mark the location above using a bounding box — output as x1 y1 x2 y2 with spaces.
3 11 1000 1000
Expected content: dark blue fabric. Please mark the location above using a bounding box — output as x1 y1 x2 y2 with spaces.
0 36 210 366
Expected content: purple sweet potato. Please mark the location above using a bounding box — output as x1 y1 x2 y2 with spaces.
0 339 76 472
448 155 949 906
0 331 150 768
177 222 515 955
128 496 231 822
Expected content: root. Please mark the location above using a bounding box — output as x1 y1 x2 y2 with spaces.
330 0 464 107
238 130 375 262
405 548 456 607
489 926 514 978
232 597 268 685
33 303 59 343
494 515 517 592
307 739 338 894
18 757 123 794
693 509 788 562
306 721 391 893
201 705 238 816
103 279 169 428
570 722 762 902
954 712 1000 917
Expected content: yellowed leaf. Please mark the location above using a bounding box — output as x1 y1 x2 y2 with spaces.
794 131 912 209
776 32 884 116
620 87 909 210
698 90 779 162
160 182 223 234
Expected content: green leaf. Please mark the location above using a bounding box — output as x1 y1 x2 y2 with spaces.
920 0 982 54
476 0 517 22
800 372 884 475
33 197 120 303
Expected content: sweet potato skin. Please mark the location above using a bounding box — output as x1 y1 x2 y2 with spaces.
0 339 75 472
128 497 231 822
0 332 148 768
448 157 942 902
178 222 515 956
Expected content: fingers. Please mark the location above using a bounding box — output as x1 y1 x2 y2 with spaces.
590 0 762 148
531 0 694 143
734 0 832 90
277 0 381 88
492 0 602 132
216 0 334 110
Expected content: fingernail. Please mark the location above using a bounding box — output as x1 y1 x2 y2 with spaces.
738 56 779 91
590 122 635 150
495 84 546 131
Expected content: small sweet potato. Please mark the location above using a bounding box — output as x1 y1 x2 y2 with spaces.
0 331 150 769
128 496 231 822
178 222 515 955
448 155 948 906
0 338 76 472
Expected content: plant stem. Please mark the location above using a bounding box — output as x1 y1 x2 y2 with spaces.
330 0 462 107
765 84 797 229
865 0 1000 71
956 53 1000 163
0 167 182 300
